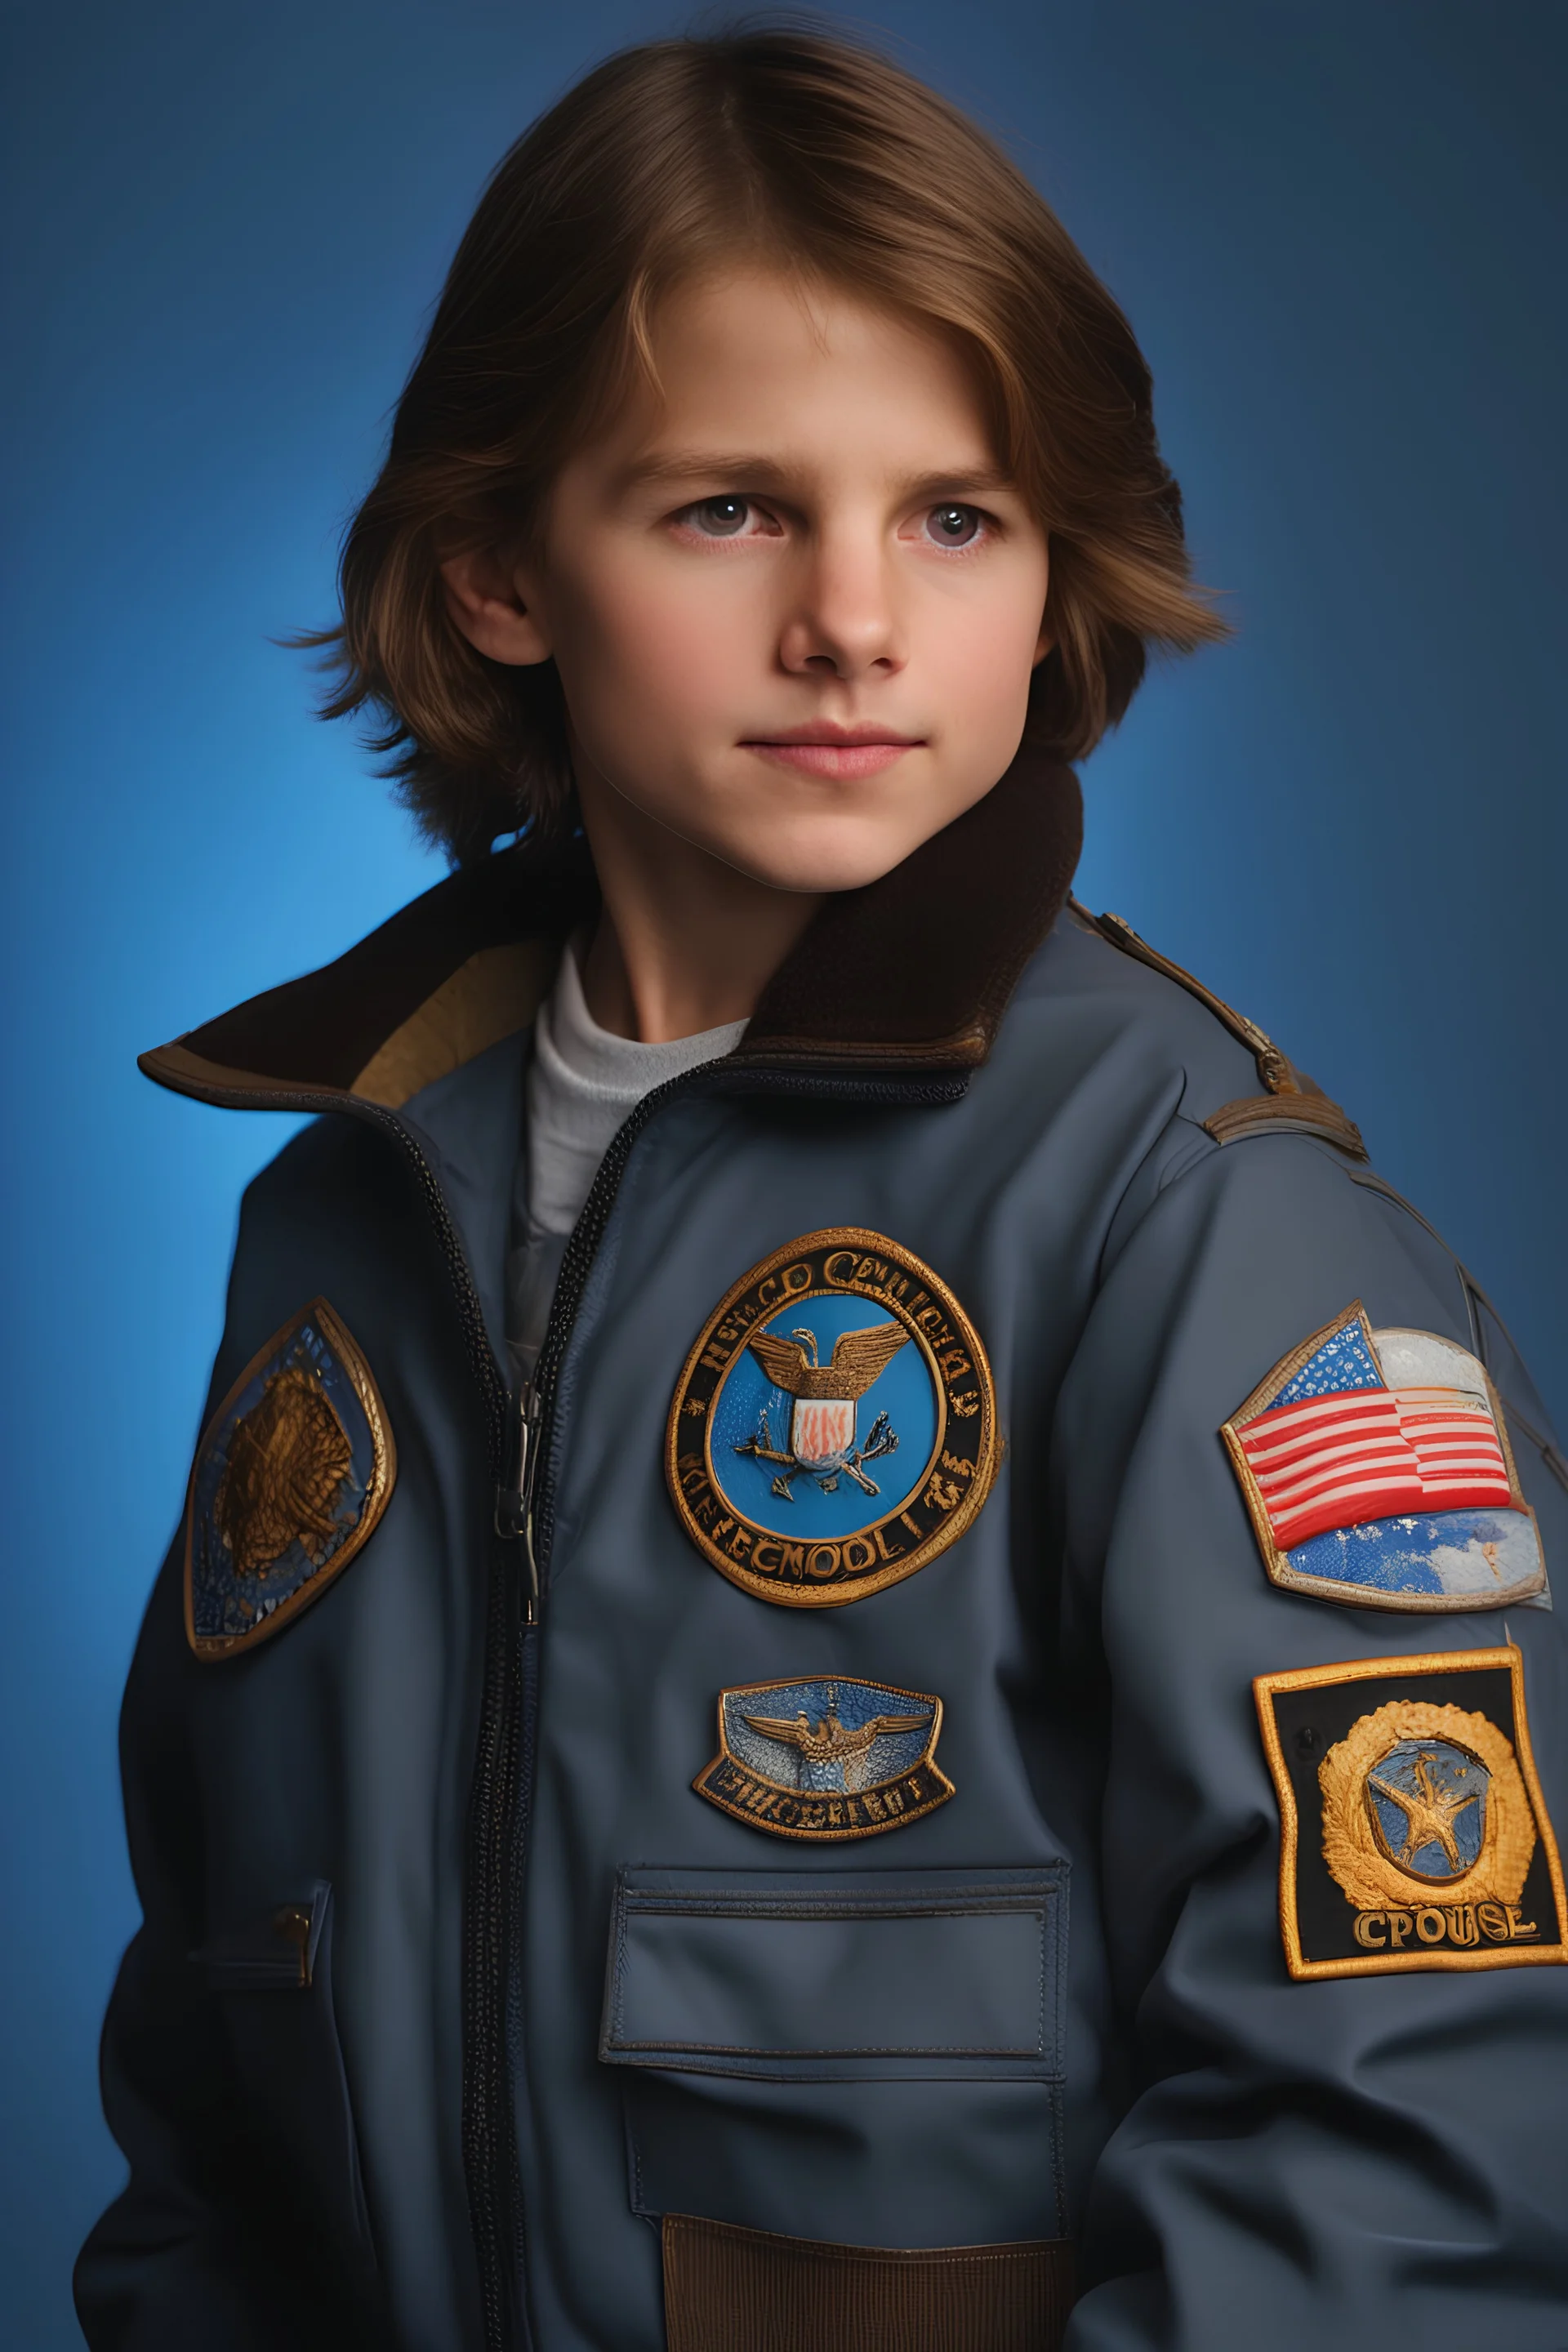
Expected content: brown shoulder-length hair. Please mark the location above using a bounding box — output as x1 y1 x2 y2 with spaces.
312 26 1225 864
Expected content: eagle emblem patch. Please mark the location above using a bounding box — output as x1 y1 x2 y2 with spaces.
1223 1303 1545 1610
1254 1647 1567 1978
666 1228 998 1606
185 1299 395 1659
694 1676 954 1839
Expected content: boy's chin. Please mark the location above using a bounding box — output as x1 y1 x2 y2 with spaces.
706 808 982 897
711 826 938 896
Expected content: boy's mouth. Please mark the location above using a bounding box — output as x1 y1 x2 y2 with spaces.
741 723 924 779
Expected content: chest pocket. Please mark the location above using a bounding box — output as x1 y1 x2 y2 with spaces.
599 1864 1067 2249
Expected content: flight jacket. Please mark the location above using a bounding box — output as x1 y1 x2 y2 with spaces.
77 753 1568 2351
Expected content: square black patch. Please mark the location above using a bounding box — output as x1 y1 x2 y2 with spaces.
1254 1646 1567 1979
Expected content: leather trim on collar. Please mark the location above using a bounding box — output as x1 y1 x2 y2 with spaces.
139 751 1082 1109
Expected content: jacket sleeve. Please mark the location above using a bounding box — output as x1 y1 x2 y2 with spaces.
74 1190 386 2352
74 1535 341 2346
1055 1126 1568 2350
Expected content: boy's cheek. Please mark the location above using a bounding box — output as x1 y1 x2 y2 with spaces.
914 623 1039 768
553 560 764 706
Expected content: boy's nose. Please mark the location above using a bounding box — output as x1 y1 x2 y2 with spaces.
777 546 906 680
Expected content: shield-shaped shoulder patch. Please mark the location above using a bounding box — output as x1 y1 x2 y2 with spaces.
184 1298 395 1659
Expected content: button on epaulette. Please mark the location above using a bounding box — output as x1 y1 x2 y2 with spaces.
1073 901 1366 1160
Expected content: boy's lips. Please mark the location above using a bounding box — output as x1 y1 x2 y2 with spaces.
741 724 925 779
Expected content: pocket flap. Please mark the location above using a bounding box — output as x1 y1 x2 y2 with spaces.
600 1865 1065 2081
187 1879 377 2281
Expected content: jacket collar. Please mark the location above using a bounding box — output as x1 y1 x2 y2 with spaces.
140 750 1083 1113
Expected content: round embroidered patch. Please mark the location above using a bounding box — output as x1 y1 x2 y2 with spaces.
666 1227 998 1606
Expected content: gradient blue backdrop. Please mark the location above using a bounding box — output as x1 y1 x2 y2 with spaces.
3 3 1564 2341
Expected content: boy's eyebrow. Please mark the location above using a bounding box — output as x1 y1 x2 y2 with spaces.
894 464 1018 502
617 450 1018 499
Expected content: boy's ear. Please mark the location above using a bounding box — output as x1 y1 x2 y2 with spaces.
440 545 554 666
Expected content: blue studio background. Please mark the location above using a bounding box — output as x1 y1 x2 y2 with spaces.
3 1 1564 2339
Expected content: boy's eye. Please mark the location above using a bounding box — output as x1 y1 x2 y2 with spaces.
924 503 984 547
684 497 755 537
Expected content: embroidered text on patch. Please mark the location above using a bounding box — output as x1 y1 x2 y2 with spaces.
1254 1647 1567 1978
694 1677 954 1838
1222 1304 1545 1610
666 1228 998 1606
184 1299 395 1659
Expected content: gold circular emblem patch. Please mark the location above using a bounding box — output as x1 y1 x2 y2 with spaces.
1318 1699 1536 1914
666 1227 999 1606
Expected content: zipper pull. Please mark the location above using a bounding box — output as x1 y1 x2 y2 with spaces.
496 1382 543 1624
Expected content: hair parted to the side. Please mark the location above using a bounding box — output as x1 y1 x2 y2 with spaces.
310 26 1227 865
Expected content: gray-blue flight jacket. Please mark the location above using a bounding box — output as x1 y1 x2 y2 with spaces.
78 759 1568 2350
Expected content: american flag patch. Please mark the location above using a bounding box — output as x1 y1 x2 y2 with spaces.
1221 1303 1544 1612
1236 1382 1512 1550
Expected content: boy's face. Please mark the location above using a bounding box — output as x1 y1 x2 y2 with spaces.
449 266 1052 894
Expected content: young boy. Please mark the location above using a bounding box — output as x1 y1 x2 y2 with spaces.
78 29 1568 2352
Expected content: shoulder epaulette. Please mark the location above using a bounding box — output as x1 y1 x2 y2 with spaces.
1071 901 1367 1160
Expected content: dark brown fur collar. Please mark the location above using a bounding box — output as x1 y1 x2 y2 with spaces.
140 751 1083 1113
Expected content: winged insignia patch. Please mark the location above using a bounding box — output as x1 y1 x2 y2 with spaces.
695 1676 954 1838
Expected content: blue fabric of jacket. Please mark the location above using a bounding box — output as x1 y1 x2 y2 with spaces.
77 759 1568 2349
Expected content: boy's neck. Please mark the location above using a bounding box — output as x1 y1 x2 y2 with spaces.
574 760 822 1045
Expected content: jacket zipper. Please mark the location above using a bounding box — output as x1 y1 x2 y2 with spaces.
352 1102 526 2352
496 1383 543 1622
308 1063 967 2352
461 1066 728 2352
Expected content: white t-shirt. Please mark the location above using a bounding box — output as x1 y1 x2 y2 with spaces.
506 939 747 1381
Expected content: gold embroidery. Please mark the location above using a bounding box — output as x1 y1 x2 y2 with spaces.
215 1369 354 1576
1317 1700 1535 1914
185 1298 396 1660
740 1704 929 1792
